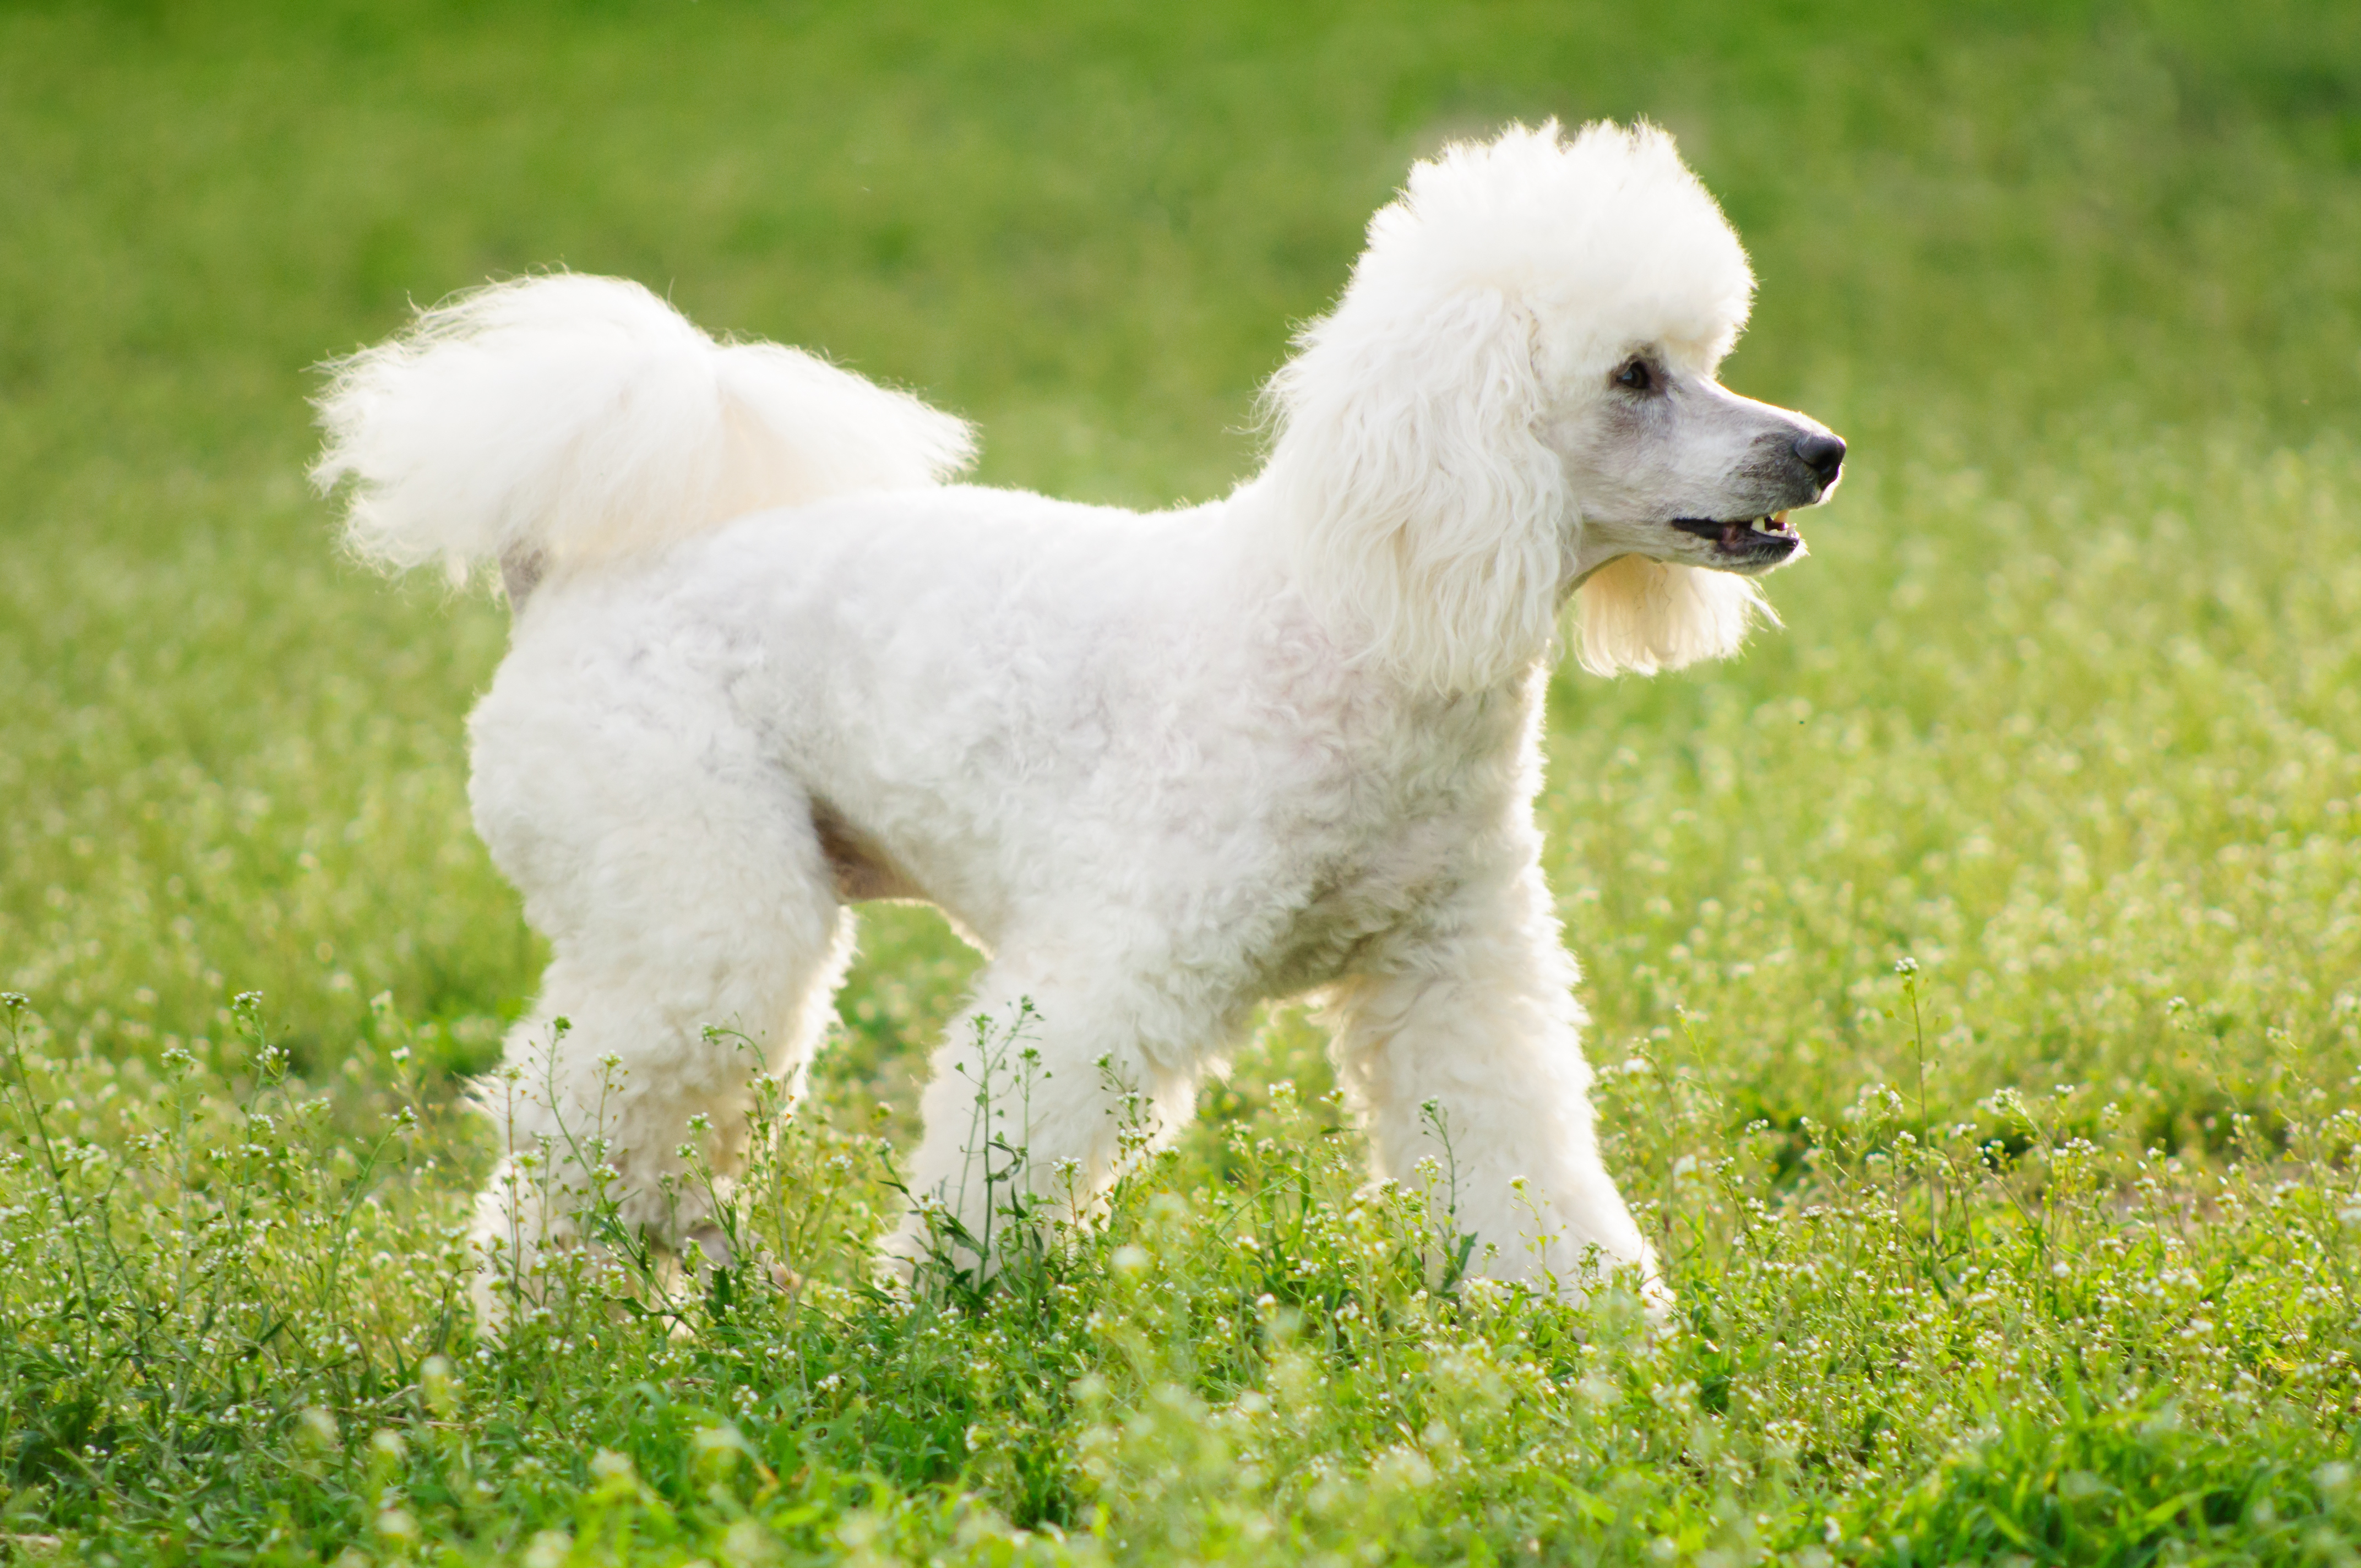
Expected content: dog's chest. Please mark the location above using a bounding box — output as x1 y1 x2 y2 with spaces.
1251 695 1530 993
1291 816 1467 957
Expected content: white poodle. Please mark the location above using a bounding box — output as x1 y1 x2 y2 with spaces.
314 121 1843 1318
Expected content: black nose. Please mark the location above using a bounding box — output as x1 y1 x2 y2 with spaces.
1793 431 1846 484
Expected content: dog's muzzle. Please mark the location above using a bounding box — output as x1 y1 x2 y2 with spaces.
1669 511 1804 565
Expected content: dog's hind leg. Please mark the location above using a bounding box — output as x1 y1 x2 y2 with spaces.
1322 863 1665 1309
463 672 851 1326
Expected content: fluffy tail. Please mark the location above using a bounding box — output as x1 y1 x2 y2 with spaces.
313 274 973 594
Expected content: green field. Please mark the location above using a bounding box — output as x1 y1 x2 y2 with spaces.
5 1 2361 1561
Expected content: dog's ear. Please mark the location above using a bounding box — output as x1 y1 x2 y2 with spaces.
1572 555 1774 677
1264 286 1568 694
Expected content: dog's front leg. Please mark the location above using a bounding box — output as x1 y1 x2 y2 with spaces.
1322 864 1667 1309
883 955 1215 1285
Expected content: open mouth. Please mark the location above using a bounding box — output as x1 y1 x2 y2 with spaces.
1669 510 1802 559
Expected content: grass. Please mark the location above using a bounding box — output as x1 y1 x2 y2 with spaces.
2 0 2359 1561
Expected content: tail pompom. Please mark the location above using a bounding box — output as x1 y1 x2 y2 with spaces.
313 274 974 586
1573 556 1777 677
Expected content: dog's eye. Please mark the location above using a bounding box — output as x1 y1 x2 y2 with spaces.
1613 359 1653 391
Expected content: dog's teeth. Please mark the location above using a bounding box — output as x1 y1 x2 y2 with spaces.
1750 516 1770 534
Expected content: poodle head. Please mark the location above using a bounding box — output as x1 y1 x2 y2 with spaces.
1265 119 1843 689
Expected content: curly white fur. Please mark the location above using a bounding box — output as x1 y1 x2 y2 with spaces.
315 120 1841 1321
314 273 973 582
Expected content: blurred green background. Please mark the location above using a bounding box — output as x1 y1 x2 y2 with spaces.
3 0 2359 1144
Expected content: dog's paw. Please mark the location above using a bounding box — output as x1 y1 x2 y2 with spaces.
684 1222 736 1271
